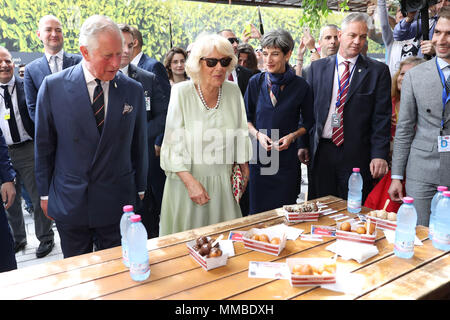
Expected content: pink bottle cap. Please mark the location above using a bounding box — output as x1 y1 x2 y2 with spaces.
352 168 360 172
403 197 414 204
123 205 134 212
443 191 450 198
130 214 141 222
437 186 448 192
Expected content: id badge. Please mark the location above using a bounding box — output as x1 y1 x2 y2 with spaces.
145 96 151 111
331 112 341 128
438 135 450 152
4 109 10 120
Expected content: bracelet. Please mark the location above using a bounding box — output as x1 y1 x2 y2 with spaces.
255 131 260 140
296 57 303 61
243 175 249 181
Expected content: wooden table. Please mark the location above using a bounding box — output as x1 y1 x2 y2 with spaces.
1 195 449 300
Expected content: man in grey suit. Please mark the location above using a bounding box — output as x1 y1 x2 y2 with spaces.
389 7 450 226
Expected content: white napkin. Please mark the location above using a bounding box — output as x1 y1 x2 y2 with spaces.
326 240 379 264
264 224 304 240
383 229 423 246
321 271 365 294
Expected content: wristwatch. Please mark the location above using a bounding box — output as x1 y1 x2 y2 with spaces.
310 48 317 54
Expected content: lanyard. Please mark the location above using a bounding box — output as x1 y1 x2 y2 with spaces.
335 56 357 107
435 58 450 134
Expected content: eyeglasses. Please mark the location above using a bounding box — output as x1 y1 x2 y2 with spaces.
228 37 239 45
200 57 232 68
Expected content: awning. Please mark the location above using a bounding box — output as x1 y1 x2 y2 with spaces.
185 0 371 12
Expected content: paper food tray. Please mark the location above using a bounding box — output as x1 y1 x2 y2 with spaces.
286 257 337 287
242 228 286 256
282 203 320 222
335 220 377 245
187 237 229 271
367 216 397 231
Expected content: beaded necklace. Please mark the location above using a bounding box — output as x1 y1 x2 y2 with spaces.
197 84 222 110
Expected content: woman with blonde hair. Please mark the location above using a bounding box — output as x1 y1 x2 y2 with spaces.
159 33 252 235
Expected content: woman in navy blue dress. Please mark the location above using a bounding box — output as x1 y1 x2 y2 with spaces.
244 29 314 215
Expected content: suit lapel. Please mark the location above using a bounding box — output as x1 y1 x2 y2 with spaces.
345 55 369 103
319 57 336 123
38 55 51 76
65 64 100 144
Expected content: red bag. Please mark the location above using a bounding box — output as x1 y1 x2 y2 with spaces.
364 170 403 213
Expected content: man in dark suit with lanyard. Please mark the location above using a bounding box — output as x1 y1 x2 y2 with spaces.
119 23 169 238
0 128 17 272
1 46 55 258
298 12 391 203
24 15 81 121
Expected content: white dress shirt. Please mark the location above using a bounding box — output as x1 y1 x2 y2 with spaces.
45 49 64 73
81 60 110 116
0 76 33 146
131 52 143 66
322 53 359 139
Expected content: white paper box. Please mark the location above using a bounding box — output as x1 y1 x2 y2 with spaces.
242 228 286 256
281 204 320 223
335 220 377 245
187 237 230 271
368 216 397 231
286 257 337 286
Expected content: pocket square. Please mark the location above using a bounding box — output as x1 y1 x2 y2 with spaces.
123 103 133 114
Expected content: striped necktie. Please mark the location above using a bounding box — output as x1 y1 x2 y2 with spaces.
92 79 105 134
332 61 350 147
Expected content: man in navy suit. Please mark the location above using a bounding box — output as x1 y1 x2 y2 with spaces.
0 129 17 272
119 23 168 238
35 15 148 258
129 27 171 102
1 46 54 258
24 15 82 121
298 12 391 202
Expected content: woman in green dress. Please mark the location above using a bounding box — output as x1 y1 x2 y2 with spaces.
159 33 252 236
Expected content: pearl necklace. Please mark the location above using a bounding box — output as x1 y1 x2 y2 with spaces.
197 84 222 110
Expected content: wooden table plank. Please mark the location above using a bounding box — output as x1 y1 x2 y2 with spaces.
359 253 450 300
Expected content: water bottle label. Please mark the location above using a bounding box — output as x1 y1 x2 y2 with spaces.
394 241 414 253
130 259 150 275
433 232 450 245
347 199 361 211
122 248 129 265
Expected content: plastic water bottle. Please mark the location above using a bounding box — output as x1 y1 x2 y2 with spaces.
394 197 417 259
429 186 448 241
120 205 134 267
432 191 450 251
347 168 363 213
127 214 150 281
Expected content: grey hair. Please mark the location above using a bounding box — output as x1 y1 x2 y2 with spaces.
79 15 123 51
341 12 369 31
260 29 294 55
319 24 340 40
185 32 237 84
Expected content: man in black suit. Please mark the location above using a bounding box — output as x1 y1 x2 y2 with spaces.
0 128 17 272
298 13 391 202
24 15 82 121
218 29 258 97
0 46 54 258
129 27 171 101
119 24 169 238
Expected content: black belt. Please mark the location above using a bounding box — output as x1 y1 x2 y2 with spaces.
8 140 32 149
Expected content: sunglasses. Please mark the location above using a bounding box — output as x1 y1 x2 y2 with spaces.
200 57 232 68
228 37 239 45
